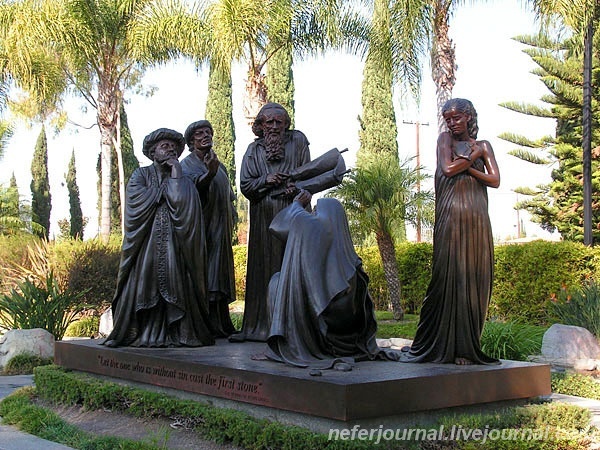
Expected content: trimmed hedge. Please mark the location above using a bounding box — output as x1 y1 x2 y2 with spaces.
492 240 598 325
357 243 432 314
32 365 373 449
3 235 600 326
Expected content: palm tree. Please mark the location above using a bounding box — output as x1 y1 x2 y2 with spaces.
527 0 599 245
205 0 363 123
330 155 433 320
8 0 186 241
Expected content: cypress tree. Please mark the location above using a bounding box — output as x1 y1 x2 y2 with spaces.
265 43 295 128
0 173 24 235
6 172 20 218
30 126 51 239
205 60 237 190
350 0 405 319
66 150 84 239
356 0 398 168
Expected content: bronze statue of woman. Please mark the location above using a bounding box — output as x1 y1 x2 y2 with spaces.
402 98 500 365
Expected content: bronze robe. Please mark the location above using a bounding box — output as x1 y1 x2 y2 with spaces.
104 165 214 347
181 153 236 337
266 199 394 368
239 130 311 341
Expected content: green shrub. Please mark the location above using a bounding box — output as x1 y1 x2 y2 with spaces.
480 321 546 361
395 242 432 314
52 238 121 313
492 241 598 325
0 234 41 291
232 245 247 304
65 315 100 337
356 243 432 313
230 312 243 331
551 372 600 400
3 353 54 375
0 271 90 340
548 280 600 337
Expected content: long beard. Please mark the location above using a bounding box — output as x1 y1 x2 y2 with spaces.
264 131 285 161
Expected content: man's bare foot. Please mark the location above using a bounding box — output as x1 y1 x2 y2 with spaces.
454 357 473 365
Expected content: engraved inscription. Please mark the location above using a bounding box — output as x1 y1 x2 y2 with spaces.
96 355 266 402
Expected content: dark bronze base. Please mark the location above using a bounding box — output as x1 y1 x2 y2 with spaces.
54 339 551 422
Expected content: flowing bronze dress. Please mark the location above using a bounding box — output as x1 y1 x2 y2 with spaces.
405 157 499 364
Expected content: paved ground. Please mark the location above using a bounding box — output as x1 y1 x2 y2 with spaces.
0 374 75 450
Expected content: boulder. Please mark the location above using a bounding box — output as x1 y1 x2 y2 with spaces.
389 337 414 349
541 324 600 367
99 308 113 337
0 328 55 370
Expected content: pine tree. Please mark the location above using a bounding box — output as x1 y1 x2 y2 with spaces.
66 150 84 239
499 32 600 242
0 173 25 235
4 173 21 220
30 126 51 239
205 61 236 189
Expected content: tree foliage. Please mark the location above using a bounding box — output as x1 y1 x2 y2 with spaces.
0 174 27 235
329 155 433 319
30 126 51 239
500 31 600 241
266 40 295 126
205 61 236 189
66 150 84 239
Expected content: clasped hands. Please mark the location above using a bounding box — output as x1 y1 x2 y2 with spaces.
266 171 298 197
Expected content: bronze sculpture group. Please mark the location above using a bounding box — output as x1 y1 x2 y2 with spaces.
104 98 500 369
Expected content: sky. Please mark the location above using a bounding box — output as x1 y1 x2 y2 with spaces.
0 0 559 241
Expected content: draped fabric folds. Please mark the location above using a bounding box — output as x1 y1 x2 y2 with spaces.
265 199 398 369
404 159 498 364
239 130 311 341
104 165 214 347
181 153 236 336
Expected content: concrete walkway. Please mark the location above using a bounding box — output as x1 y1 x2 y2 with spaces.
0 374 74 450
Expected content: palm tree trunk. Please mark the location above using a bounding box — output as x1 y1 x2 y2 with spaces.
375 230 404 320
243 67 267 125
97 77 119 242
113 110 125 236
431 0 456 134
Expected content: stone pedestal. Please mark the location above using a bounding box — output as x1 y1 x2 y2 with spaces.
55 338 551 427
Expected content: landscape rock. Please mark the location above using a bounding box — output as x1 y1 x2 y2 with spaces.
389 338 413 349
376 338 392 348
0 328 54 370
542 324 600 360
573 358 600 371
99 308 113 337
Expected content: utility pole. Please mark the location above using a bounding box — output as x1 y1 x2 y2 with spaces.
403 120 429 242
